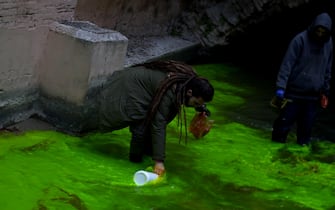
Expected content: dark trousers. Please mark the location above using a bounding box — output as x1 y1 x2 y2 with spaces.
129 122 152 162
272 99 318 145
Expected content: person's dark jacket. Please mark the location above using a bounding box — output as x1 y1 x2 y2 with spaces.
276 12 333 100
99 66 178 161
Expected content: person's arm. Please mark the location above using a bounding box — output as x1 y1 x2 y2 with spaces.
320 39 333 109
323 38 333 95
276 34 303 90
150 89 176 176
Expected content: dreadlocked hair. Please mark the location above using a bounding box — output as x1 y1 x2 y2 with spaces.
136 60 198 144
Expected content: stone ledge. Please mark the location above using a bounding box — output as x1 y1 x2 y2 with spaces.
125 35 200 67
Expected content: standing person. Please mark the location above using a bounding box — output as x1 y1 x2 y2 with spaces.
97 60 214 176
272 12 333 145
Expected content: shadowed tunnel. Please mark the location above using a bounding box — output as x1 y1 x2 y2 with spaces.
197 0 335 72
191 0 335 142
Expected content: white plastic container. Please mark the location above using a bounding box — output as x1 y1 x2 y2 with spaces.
133 170 159 186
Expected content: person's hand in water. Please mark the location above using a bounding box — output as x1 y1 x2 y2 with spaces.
154 160 165 176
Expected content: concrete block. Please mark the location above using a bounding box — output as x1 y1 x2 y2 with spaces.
38 21 128 105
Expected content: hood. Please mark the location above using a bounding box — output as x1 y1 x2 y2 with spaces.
309 13 332 32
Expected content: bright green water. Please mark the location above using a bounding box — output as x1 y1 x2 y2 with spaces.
1 64 335 210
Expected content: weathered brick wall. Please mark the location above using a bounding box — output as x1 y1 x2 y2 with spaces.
0 0 77 29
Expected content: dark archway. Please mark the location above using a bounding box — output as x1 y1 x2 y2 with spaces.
195 0 335 141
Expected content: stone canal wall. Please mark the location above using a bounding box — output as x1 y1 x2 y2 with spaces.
0 0 319 131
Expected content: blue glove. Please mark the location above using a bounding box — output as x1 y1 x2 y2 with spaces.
276 89 285 99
